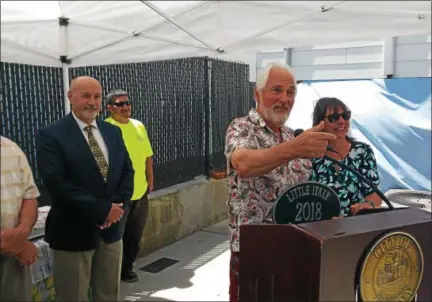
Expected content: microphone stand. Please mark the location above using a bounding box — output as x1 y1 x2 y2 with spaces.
293 129 396 214
323 155 395 212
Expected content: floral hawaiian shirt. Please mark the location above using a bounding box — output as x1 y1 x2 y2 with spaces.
309 141 380 216
224 108 312 252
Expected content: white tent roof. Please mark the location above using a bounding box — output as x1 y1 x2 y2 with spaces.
1 1 431 67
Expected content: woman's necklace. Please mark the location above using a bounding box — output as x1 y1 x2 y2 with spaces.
333 153 344 175
328 143 351 175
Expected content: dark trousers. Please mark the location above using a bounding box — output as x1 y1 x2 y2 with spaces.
122 191 149 273
229 251 240 302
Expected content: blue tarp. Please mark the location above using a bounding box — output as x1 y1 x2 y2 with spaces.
287 77 431 193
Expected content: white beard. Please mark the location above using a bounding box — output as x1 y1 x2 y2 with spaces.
261 107 289 127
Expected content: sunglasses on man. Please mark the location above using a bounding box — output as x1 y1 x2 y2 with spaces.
112 100 132 107
325 111 351 123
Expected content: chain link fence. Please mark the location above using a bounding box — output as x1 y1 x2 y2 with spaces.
0 63 65 183
1 58 254 205
209 59 255 171
70 58 209 190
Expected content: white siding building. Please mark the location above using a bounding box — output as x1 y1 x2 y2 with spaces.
252 34 431 82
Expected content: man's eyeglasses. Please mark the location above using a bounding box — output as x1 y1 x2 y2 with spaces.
112 100 131 107
325 111 351 123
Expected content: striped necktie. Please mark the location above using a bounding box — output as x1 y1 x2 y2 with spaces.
84 125 108 181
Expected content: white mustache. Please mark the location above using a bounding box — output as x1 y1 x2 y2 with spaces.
272 105 289 111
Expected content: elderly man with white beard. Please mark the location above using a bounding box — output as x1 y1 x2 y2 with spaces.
224 63 337 302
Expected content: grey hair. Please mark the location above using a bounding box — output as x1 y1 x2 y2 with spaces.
255 62 297 92
106 89 128 105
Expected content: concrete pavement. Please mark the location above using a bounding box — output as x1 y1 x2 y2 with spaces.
121 220 230 301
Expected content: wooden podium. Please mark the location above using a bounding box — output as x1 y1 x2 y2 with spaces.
239 207 431 301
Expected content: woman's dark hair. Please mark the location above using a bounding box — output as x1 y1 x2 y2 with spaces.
312 97 355 142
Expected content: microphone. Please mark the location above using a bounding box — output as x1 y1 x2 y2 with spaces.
293 128 394 211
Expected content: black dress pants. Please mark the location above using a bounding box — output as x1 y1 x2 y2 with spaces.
122 191 149 273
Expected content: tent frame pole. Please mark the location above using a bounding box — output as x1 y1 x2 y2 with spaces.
59 16 70 115
139 0 219 53
222 1 348 51
382 37 395 78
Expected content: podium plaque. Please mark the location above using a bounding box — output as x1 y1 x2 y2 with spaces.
272 182 341 224
358 231 424 301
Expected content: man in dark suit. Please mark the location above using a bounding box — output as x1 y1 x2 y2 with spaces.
36 76 134 301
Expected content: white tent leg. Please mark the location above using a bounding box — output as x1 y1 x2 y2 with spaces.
62 64 70 114
284 48 292 66
382 37 395 78
59 14 70 115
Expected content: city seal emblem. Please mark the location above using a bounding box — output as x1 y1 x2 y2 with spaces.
359 231 424 301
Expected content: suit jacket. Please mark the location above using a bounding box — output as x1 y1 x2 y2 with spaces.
36 113 134 251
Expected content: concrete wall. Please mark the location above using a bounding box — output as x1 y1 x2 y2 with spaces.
254 34 431 81
138 177 228 257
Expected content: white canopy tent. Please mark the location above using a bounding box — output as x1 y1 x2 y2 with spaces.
1 1 431 112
